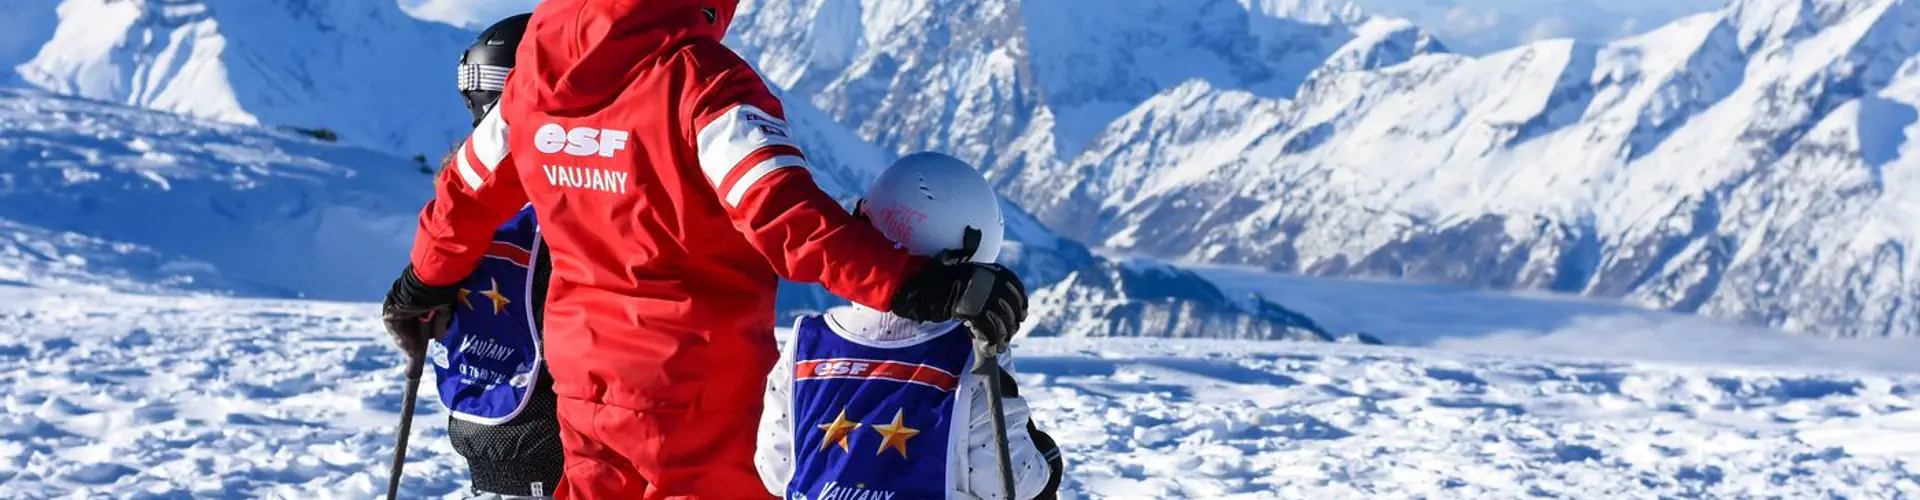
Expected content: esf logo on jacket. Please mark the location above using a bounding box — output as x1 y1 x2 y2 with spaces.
785 315 972 500
532 123 633 195
429 206 546 425
533 124 628 157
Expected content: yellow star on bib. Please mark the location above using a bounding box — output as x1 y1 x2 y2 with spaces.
479 278 512 315
456 288 473 310
817 408 862 452
870 408 921 458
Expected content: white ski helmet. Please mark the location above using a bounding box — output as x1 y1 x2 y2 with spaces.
858 152 1005 264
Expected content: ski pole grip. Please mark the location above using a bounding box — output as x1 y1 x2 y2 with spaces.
954 266 996 318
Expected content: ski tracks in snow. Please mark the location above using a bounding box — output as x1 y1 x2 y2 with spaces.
1 289 1917 498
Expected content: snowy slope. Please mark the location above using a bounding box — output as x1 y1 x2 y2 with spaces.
0 88 429 299
726 0 1920 338
1027 336 1920 498
0 218 225 295
5 0 474 158
2 286 1917 498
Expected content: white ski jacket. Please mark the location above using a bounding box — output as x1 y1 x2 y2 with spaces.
755 306 1054 499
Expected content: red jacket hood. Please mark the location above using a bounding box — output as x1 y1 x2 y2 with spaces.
516 0 740 113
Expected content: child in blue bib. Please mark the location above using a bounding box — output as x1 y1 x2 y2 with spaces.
754 153 1064 499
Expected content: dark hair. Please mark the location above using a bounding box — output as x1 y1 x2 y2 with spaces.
431 141 464 186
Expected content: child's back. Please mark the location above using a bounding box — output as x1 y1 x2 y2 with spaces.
753 152 1062 499
758 306 1055 500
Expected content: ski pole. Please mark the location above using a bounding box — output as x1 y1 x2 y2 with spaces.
972 343 1018 500
386 350 426 500
958 267 1019 500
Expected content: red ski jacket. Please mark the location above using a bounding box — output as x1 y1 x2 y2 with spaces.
409 0 922 414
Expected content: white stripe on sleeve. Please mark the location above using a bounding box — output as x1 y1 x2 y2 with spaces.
454 144 485 190
470 106 511 172
724 155 808 206
695 104 801 187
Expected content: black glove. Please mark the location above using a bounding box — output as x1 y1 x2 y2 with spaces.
382 265 460 359
891 256 1029 346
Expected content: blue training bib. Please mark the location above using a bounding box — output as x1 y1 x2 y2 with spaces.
428 207 545 424
786 315 974 500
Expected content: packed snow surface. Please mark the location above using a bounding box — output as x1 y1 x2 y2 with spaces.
2 285 1916 498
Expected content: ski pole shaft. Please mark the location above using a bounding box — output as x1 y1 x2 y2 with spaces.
386 352 425 500
958 265 1019 498
981 350 1018 500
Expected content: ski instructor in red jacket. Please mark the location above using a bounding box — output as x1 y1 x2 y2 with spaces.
378 1 1031 498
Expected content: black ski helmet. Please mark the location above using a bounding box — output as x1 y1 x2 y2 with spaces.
458 13 532 125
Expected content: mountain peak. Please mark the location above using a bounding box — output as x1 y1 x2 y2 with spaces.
10 0 474 158
1237 0 1369 25
734 0 1920 338
733 0 1442 168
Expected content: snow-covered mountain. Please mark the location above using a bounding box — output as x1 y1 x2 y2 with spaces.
1060 0 1920 339
770 90 1333 341
398 0 534 30
1347 0 1723 55
722 0 1443 340
4 0 473 158
1026 259 1337 341
0 79 1329 341
728 0 1920 339
15 0 1909 338
729 0 1440 169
